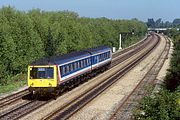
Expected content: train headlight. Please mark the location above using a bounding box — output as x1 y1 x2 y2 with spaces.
49 83 52 87
31 83 34 87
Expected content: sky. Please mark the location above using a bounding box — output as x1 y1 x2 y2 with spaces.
0 0 179 22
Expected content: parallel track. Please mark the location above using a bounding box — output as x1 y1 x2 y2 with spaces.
109 35 170 120
42 34 160 120
0 89 29 108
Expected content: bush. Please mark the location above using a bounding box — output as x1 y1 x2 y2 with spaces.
134 87 180 120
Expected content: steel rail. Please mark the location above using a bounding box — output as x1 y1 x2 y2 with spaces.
42 34 159 120
109 35 170 120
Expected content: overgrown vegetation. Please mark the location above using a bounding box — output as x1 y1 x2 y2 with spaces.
133 29 180 120
0 6 147 92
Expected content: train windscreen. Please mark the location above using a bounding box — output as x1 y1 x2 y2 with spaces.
30 67 54 79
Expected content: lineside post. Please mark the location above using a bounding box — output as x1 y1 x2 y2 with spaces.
119 33 122 50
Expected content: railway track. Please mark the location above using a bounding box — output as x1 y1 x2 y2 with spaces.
0 34 156 120
0 89 29 108
111 35 152 67
41 34 160 120
109 35 170 120
0 100 49 120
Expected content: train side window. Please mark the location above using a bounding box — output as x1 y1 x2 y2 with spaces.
75 62 77 70
78 61 80 68
86 59 88 66
60 66 63 75
89 58 91 64
61 66 64 75
82 60 85 68
70 64 72 72
69 64 71 72
73 63 75 71
97 55 100 62
83 59 85 67
72 64 74 71
89 58 91 65
87 59 88 66
66 65 69 73
70 64 73 72
68 65 70 72
94 56 96 63
88 58 91 65
76 62 78 69
83 60 85 67
65 65 67 73
87 59 89 66
99 54 101 62
95 56 97 63
92 56 95 64
79 61 81 69
64 65 67 74
81 60 83 68
78 61 81 68
84 59 86 67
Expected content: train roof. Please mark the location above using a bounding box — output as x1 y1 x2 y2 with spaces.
30 51 90 66
85 46 111 54
30 46 111 66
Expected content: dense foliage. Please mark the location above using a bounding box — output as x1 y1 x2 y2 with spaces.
0 7 147 86
165 29 180 91
133 29 180 120
147 18 180 28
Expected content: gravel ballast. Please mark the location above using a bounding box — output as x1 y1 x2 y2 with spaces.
68 35 170 120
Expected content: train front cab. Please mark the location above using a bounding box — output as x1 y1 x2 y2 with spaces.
27 65 57 94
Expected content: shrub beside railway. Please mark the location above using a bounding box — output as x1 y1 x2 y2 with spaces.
0 7 147 92
133 29 180 120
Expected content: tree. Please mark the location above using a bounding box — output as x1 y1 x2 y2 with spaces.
147 18 155 28
155 18 162 28
45 27 55 57
173 19 180 27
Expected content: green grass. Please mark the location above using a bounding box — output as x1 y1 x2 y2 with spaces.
0 74 27 95
0 80 26 95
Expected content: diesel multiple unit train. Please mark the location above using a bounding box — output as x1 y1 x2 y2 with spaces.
28 46 112 95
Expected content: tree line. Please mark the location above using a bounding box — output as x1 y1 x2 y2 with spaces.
0 6 147 85
147 18 180 28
